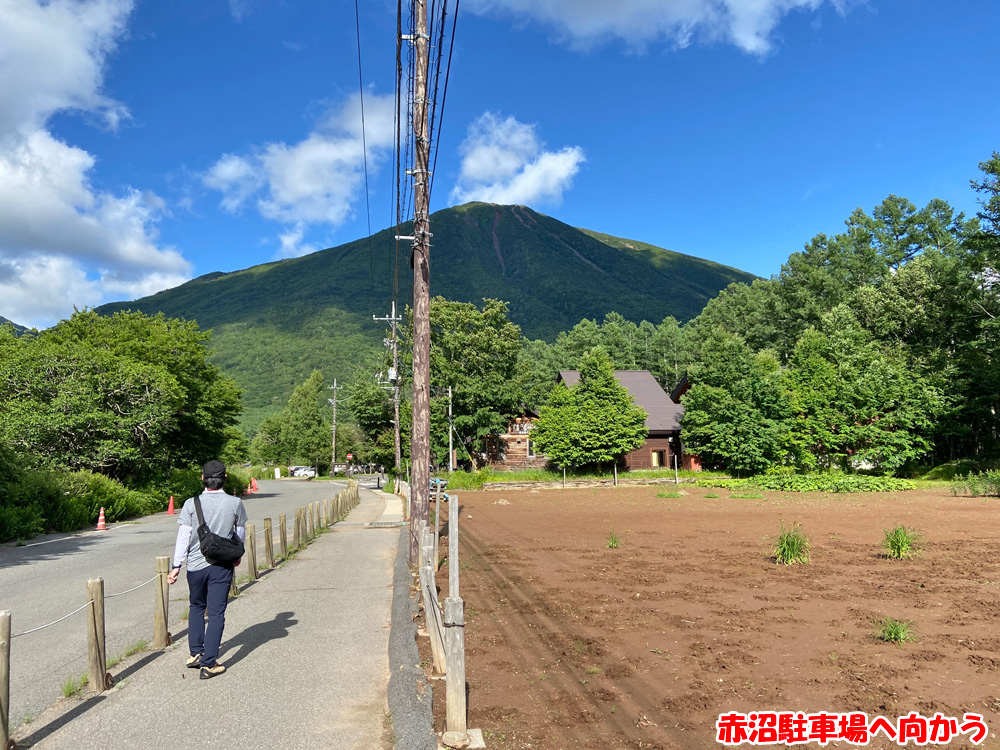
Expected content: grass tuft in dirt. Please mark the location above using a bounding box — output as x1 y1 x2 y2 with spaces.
773 521 811 565
656 490 682 498
731 484 765 499
874 617 915 644
606 529 623 549
62 673 88 698
882 524 922 559
704 493 720 499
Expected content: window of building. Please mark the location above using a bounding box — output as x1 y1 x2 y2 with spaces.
652 450 665 468
527 439 535 458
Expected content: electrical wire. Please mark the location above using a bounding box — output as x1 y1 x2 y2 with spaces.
354 0 376 294
429 0 460 199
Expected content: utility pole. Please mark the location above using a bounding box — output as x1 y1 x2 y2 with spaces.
327 380 343 476
374 302 404 476
408 0 432 564
448 385 453 473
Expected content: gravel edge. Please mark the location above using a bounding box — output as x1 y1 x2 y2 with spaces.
387 525 437 750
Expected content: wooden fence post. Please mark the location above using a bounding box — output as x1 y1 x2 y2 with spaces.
230 570 239 597
264 518 275 569
444 492 468 737
154 556 170 649
321 500 327 529
305 505 312 539
279 513 288 560
246 523 258 580
292 509 300 550
86 578 107 693
1 610 10 749
313 502 319 533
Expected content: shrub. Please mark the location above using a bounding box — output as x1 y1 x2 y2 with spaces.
882 525 922 559
951 470 1000 497
874 617 915 644
697 474 914 493
773 521 810 565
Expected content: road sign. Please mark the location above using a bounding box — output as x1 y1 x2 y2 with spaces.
347 453 354 460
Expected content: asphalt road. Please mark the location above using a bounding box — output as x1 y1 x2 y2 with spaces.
0 478 347 729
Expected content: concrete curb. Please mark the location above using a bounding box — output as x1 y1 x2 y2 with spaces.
388 525 437 750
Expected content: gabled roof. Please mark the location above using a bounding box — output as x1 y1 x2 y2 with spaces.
557 369 683 433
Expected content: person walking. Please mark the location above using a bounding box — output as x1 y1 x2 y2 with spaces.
166 460 248 679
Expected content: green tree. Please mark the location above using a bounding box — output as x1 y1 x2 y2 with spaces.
0 310 242 483
680 329 796 475
283 370 330 467
785 307 946 472
532 349 647 469
422 298 524 467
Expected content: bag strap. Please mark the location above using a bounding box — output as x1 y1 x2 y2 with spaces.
193 495 207 528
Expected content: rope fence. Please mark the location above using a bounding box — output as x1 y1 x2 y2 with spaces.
1 479 362 749
10 600 94 640
106 575 160 599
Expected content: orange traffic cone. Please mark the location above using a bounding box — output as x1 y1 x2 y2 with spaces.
252 478 258 492
167 495 175 515
96 507 107 531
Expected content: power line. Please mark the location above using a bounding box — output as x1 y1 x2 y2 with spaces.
429 0 459 199
354 0 376 293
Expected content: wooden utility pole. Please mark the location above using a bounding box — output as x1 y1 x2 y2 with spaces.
409 0 431 563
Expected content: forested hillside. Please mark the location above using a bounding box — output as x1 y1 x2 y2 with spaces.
97 202 754 432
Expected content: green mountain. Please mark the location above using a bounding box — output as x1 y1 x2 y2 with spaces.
0 316 28 336
97 202 755 432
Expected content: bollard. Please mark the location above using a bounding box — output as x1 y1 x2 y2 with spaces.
321 500 327 529
434 482 441 571
313 502 320 533
279 513 288 560
247 523 258 580
264 518 275 569
86 578 107 693
292 509 300 550
1 610 10 748
154 556 170 649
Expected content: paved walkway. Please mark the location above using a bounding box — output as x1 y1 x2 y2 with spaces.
15 488 400 750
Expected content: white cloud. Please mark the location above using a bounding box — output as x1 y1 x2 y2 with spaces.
450 112 585 206
277 222 318 259
0 0 192 328
464 0 846 54
204 91 395 258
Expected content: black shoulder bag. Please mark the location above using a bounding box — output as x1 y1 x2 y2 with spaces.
193 495 245 566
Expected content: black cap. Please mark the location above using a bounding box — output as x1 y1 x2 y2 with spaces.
202 460 227 479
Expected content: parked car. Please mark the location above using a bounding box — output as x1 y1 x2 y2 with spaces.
291 466 317 478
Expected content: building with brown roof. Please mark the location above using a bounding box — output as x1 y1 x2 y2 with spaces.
558 369 689 470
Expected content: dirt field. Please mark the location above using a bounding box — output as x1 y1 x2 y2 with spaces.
423 484 1000 749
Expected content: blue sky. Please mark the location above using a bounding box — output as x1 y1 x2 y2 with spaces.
1 0 998 328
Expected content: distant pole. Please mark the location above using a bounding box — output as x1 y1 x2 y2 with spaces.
409 0 432 564
374 301 404 477
448 386 454 473
328 379 342 474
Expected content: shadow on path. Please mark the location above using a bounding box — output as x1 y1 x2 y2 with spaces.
219 611 297 668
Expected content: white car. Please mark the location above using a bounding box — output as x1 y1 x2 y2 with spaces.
291 466 317 478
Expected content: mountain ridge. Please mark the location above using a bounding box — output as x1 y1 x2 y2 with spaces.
96 202 756 430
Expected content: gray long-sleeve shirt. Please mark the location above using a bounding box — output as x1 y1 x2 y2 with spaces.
172 489 248 572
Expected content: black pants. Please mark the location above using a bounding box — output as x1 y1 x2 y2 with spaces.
187 564 233 667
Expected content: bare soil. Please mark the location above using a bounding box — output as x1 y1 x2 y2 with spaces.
419 485 1000 749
